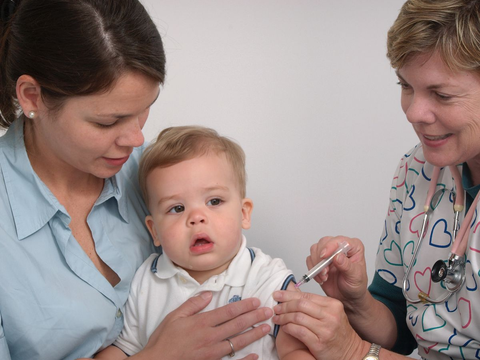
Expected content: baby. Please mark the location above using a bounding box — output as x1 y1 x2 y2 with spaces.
95 126 314 359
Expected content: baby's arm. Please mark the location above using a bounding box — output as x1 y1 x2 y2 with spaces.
276 283 315 360
88 345 128 360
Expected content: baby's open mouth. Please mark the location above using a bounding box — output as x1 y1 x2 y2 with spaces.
193 238 211 247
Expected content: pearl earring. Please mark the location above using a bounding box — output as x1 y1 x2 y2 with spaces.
28 111 36 119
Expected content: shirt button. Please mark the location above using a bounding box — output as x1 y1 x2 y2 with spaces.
116 309 122 318
179 276 187 284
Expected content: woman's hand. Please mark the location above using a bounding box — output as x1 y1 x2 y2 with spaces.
272 291 368 360
308 236 369 308
133 291 272 360
279 236 400 351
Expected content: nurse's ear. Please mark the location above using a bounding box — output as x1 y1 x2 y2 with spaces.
16 75 43 118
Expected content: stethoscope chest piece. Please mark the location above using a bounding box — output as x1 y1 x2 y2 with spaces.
431 255 466 292
431 259 448 283
402 165 473 304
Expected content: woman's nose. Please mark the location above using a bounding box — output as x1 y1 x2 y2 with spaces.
403 94 435 125
117 118 145 148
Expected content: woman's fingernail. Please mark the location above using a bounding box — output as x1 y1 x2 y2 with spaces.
251 298 261 307
272 291 282 300
272 315 280 323
198 291 212 300
337 253 346 265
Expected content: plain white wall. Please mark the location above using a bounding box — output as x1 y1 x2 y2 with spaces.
0 0 421 356
142 0 418 294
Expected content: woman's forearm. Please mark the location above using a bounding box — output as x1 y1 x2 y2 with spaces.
343 291 398 349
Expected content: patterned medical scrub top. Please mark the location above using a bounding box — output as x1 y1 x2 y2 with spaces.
376 144 480 360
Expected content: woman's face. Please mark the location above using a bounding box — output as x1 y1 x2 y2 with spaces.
397 51 480 168
31 71 160 179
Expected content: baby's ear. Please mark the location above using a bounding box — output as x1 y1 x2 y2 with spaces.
241 198 253 230
145 216 162 247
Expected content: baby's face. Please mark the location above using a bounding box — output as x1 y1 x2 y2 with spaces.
145 153 253 283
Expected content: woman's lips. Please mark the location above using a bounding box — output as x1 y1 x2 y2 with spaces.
424 134 451 141
103 155 130 166
422 133 452 147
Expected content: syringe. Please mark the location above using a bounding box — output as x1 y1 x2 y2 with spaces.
295 241 350 288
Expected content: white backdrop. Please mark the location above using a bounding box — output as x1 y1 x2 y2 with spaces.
142 4 422 355
0 0 422 356
142 0 418 293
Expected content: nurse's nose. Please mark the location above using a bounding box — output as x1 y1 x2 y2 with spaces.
403 94 435 125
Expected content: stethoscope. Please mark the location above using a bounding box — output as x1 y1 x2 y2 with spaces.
402 165 480 304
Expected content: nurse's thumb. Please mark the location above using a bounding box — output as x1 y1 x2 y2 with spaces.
334 253 350 272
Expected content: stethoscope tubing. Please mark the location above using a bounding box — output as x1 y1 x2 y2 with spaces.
402 165 478 304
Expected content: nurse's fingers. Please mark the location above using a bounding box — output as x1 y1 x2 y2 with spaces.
273 290 341 318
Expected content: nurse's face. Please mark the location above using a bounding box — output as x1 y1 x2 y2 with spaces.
30 71 160 179
397 51 480 170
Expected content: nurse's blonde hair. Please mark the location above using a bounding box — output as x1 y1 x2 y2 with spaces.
139 126 247 207
387 0 480 72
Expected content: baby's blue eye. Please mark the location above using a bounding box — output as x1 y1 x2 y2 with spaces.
207 198 222 206
168 205 185 213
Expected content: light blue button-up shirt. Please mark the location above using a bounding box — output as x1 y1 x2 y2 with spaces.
0 119 156 360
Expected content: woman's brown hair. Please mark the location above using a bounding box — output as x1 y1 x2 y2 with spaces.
0 0 166 128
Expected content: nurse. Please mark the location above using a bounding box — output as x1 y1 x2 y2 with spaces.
0 0 271 359
272 1 480 359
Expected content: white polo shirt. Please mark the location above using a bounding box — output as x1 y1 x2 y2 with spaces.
114 236 295 359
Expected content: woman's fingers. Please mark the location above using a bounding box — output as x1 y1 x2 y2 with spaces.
198 296 271 328
168 291 213 319
224 324 271 355
143 295 271 360
279 322 319 351
198 297 273 337
237 355 259 360
273 289 326 307
272 292 341 329
271 290 363 359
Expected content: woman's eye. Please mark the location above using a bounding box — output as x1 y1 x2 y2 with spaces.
168 205 185 213
435 92 452 101
396 81 410 90
207 198 223 206
96 122 117 128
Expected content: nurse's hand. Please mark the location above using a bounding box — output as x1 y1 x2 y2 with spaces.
135 291 272 360
271 291 369 360
308 236 369 307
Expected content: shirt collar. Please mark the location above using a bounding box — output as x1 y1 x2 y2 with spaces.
0 119 128 240
95 174 130 223
152 235 251 287
461 163 480 212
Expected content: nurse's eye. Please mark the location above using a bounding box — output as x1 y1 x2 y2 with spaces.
396 81 410 90
207 198 223 206
168 205 185 213
435 92 452 101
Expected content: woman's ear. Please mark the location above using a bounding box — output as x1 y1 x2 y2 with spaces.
16 75 42 116
241 198 254 230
